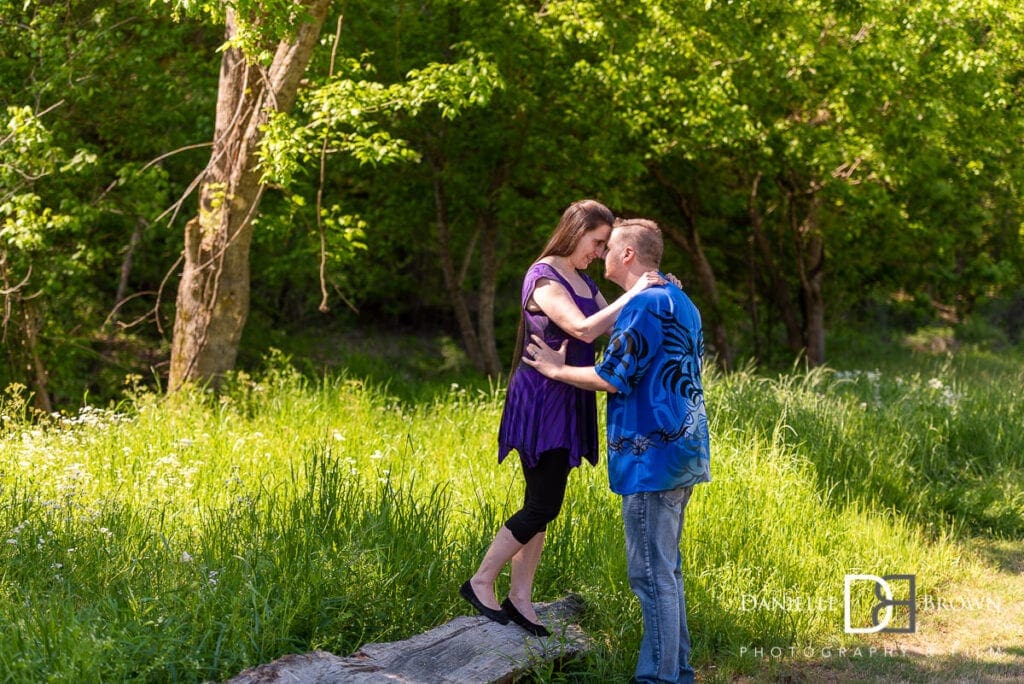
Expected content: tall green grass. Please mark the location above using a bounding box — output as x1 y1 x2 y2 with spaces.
0 349 1014 681
714 353 1024 536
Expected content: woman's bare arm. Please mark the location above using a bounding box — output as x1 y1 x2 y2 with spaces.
530 271 663 343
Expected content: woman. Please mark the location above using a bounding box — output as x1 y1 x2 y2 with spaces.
460 199 664 636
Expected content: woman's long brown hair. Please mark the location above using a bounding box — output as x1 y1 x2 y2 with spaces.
509 199 615 373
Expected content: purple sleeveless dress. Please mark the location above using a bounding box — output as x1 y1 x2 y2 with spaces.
497 263 601 469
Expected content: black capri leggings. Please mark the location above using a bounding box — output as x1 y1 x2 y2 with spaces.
504 448 571 545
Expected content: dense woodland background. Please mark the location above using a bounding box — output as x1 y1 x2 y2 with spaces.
2 0 1023 409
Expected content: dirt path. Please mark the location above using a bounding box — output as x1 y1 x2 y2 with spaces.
770 538 1024 683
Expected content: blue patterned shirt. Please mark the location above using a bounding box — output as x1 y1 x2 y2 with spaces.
595 283 711 496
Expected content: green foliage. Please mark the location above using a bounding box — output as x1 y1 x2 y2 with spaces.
1 106 89 247
2 0 1023 402
0 103 98 407
257 47 503 188
554 0 1024 361
0 0 219 405
156 0 314 62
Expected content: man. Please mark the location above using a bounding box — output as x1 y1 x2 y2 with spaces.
523 217 711 684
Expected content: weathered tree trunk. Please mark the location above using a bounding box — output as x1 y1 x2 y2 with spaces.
476 211 502 377
430 164 486 373
168 1 331 391
788 193 826 367
803 237 826 366
747 172 805 356
114 218 145 317
225 594 590 684
0 253 51 412
20 298 51 413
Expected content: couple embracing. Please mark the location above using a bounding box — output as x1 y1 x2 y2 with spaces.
459 199 711 684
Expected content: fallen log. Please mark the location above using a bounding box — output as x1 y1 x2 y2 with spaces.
224 594 590 683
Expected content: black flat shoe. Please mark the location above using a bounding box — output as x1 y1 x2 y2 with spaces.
501 597 551 637
460 581 510 625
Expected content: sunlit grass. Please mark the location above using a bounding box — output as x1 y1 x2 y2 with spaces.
0 348 1016 681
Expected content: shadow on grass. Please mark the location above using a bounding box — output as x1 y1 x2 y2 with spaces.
969 538 1024 575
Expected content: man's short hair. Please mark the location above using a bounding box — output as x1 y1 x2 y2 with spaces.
613 217 663 267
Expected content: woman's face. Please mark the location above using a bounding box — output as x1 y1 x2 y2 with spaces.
569 223 612 270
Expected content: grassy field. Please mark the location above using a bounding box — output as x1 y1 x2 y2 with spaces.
0 342 1020 681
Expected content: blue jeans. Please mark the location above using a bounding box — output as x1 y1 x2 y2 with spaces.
622 486 695 684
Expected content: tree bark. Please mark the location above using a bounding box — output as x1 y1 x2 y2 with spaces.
428 152 505 378
114 218 145 316
802 233 826 366
787 191 826 366
745 234 762 362
476 211 501 377
474 163 511 378
0 254 51 412
659 218 734 370
430 163 485 372
20 298 51 413
168 1 331 391
225 595 589 683
747 172 805 356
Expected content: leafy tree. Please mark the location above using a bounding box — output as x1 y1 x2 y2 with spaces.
2 0 1022 403
572 0 1024 366
162 0 511 386
297 0 664 375
0 0 218 406
0 106 91 410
